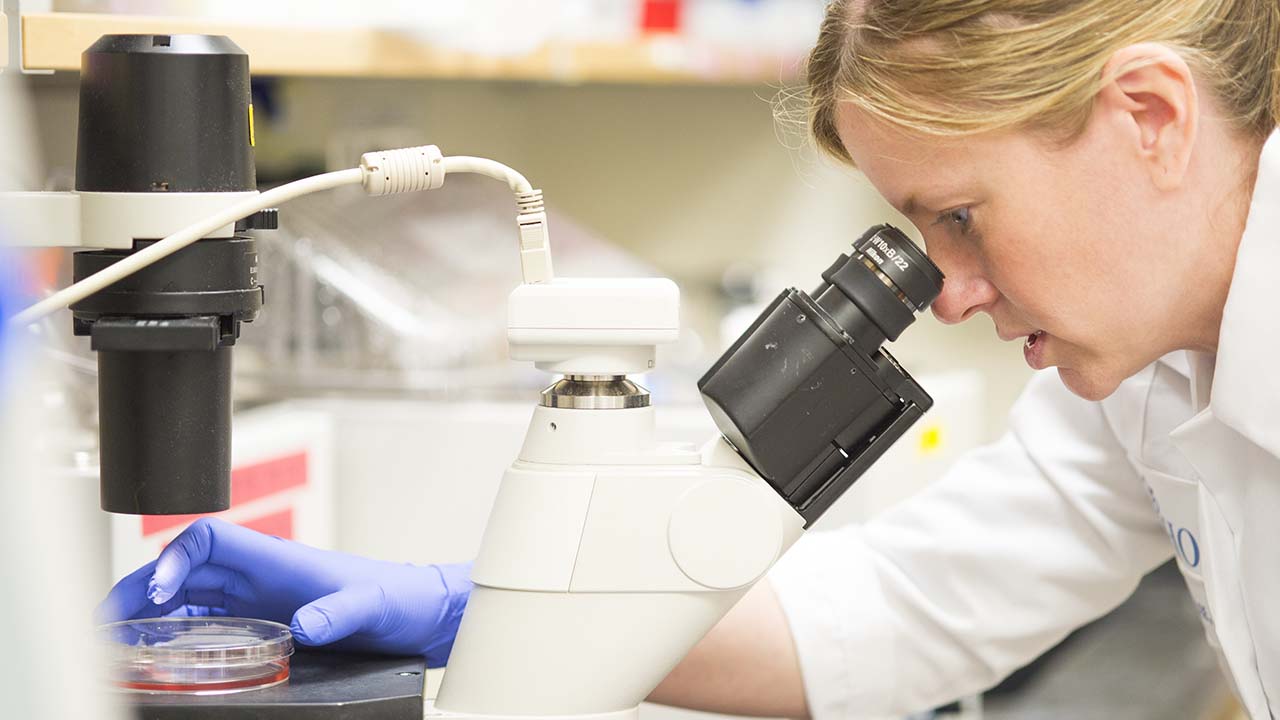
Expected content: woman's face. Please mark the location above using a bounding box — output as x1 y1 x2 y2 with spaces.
835 102 1218 401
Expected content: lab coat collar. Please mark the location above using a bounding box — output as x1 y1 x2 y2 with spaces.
1205 130 1280 459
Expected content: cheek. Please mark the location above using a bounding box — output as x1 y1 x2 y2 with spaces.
980 133 1142 286
978 195 1127 331
1026 130 1161 281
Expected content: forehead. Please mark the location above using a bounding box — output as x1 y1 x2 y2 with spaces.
834 103 990 211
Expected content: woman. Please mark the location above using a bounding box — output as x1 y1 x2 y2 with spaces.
102 0 1280 715
654 0 1280 715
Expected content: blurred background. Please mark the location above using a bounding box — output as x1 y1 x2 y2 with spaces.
0 1 1235 718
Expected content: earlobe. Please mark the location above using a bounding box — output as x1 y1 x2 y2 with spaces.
1099 43 1198 190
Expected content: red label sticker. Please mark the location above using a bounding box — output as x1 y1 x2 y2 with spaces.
240 508 294 539
141 452 309 537
641 0 681 32
232 452 308 506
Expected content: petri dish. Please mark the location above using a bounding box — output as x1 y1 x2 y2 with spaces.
99 617 294 695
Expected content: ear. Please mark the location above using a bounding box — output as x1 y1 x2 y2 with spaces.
1096 43 1199 190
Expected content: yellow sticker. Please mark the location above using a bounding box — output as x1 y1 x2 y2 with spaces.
919 425 943 455
248 103 256 147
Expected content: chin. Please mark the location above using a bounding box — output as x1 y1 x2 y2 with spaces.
1057 367 1124 402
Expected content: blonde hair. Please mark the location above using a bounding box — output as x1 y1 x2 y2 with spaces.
806 0 1280 164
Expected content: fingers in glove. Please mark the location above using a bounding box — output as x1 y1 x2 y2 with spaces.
150 518 262 604
113 594 190 621
163 605 230 618
148 565 237 613
290 585 384 647
179 564 245 597
96 559 159 624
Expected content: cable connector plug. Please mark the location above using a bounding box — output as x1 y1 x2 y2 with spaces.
359 146 552 283
516 190 553 284
360 145 446 196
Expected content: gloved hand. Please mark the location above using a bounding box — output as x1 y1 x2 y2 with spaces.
97 517 473 667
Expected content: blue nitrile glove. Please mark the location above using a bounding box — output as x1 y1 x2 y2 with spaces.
97 517 473 667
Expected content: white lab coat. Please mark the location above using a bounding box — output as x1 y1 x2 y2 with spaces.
770 130 1280 718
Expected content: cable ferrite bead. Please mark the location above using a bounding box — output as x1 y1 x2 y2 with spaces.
360 145 445 196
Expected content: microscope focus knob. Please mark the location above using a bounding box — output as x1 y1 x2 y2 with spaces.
667 477 783 590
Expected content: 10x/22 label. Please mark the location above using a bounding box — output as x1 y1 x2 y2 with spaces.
866 236 911 272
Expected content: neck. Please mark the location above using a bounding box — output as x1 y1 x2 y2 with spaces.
1179 134 1263 354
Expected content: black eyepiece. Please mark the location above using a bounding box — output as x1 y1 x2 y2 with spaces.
853 224 944 312
811 224 943 346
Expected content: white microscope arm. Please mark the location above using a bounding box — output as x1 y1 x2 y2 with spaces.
434 264 812 720
436 421 806 720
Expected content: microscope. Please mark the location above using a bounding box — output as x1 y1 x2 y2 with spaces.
437 223 940 719
6 34 942 720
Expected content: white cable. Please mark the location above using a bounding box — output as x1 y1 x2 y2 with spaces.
8 168 364 328
372 148 550 283
441 156 533 193
8 146 554 327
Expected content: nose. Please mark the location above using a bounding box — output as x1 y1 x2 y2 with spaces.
926 246 999 325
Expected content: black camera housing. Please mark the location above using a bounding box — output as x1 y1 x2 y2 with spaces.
699 225 943 526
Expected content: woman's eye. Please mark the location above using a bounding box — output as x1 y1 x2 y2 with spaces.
936 207 975 236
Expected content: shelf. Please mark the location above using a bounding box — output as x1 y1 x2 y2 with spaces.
9 11 799 85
